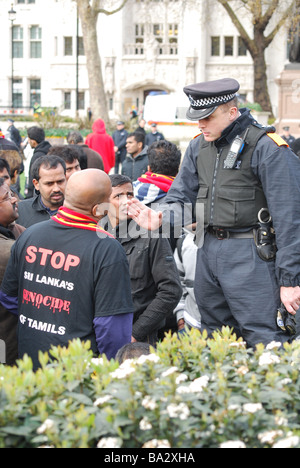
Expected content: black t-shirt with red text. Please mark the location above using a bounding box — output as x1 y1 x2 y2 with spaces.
1 218 133 368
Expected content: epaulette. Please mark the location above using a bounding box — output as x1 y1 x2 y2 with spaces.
267 133 288 147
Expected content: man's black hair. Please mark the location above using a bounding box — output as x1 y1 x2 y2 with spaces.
115 342 152 364
48 144 87 169
0 158 11 174
109 174 132 188
127 131 145 147
27 126 45 144
147 140 181 177
31 155 66 182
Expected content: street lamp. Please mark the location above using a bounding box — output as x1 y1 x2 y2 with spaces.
8 4 17 111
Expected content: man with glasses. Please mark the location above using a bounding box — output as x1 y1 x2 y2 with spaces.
0 179 25 365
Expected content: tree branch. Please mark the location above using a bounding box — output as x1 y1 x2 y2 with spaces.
96 0 129 16
216 0 255 54
264 1 295 46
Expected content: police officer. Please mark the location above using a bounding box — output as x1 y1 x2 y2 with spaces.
127 78 300 347
281 126 296 146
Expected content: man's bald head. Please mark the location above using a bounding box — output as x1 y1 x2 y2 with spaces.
64 169 112 220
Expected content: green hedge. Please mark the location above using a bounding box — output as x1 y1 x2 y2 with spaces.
1 328 300 448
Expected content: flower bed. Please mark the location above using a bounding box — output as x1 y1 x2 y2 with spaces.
0 328 300 448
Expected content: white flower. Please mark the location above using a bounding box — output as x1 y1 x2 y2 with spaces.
273 435 300 449
161 367 178 378
142 439 171 448
258 430 283 445
139 417 153 431
190 375 209 392
259 352 280 366
97 437 122 448
167 402 190 420
37 419 55 434
229 341 247 348
136 353 160 365
175 373 188 385
91 357 105 366
142 395 157 410
220 440 246 448
236 365 249 376
275 415 288 427
266 341 282 350
243 403 263 414
110 361 136 379
94 395 113 406
176 375 209 395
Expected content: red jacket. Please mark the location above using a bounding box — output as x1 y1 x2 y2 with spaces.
85 119 115 173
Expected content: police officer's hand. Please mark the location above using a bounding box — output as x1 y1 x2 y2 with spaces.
127 198 163 231
280 286 300 315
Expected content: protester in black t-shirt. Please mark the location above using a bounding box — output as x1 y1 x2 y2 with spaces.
0 169 134 369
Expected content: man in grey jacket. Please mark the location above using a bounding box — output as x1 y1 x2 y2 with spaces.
121 131 148 181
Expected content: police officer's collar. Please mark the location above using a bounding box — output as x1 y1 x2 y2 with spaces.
214 108 254 149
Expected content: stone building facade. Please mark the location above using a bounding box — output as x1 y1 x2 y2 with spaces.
0 0 290 122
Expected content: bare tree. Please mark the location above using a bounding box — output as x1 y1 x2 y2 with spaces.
216 0 298 117
75 0 129 122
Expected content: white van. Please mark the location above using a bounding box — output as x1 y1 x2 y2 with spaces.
143 93 198 142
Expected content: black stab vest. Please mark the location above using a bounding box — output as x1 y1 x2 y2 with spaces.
196 124 269 229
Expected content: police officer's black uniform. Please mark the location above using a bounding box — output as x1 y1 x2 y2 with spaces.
163 78 300 347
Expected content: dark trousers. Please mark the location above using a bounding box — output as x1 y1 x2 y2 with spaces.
114 151 125 174
194 233 289 347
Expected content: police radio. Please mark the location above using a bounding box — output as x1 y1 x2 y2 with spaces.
223 129 249 169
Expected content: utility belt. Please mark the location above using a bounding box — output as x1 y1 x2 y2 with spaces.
206 226 254 240
206 208 277 262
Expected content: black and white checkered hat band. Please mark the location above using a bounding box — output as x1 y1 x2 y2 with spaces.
188 93 236 109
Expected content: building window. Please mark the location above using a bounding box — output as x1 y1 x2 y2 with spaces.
30 26 42 58
78 92 85 110
154 24 164 43
135 24 144 55
12 26 23 58
30 79 41 107
64 37 73 56
12 79 23 108
224 36 234 56
211 36 220 56
78 37 85 56
238 36 247 56
64 92 71 110
168 23 178 55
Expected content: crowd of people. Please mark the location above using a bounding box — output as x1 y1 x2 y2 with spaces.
1 77 300 370
0 115 190 368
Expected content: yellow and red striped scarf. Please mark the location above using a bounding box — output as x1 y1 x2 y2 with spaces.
52 207 114 237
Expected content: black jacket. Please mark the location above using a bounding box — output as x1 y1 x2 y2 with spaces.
121 147 148 181
26 140 52 198
17 195 57 228
106 219 182 343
